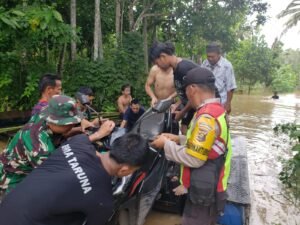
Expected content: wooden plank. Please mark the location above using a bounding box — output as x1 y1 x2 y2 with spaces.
0 126 23 134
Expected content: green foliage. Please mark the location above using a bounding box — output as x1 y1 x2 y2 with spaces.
271 65 298 93
0 3 73 112
64 32 147 112
227 37 276 93
280 49 300 89
0 0 271 113
274 123 300 204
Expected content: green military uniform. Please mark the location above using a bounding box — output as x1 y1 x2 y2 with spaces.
0 95 82 193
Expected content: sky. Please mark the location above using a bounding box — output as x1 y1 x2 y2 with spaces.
260 0 300 50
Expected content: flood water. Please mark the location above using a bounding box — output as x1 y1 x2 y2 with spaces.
145 93 300 225
230 93 300 225
1 93 300 225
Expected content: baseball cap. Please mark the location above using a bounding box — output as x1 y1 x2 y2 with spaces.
183 67 215 89
78 86 94 96
41 95 83 125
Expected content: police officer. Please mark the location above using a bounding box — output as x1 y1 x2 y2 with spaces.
0 95 83 195
152 67 233 225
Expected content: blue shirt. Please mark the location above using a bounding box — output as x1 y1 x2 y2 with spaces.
123 107 145 131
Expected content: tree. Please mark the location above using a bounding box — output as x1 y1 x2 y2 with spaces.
93 0 103 61
271 65 298 93
278 0 300 34
115 0 121 39
227 37 276 94
0 4 74 111
70 0 76 61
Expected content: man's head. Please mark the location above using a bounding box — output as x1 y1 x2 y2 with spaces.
39 74 62 100
206 42 222 66
42 95 82 134
183 67 216 108
121 84 131 96
109 133 149 177
130 99 141 114
78 86 95 104
149 41 175 70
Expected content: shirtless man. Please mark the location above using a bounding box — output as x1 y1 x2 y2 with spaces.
145 65 177 107
117 84 132 118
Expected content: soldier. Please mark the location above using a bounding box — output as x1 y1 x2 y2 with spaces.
0 95 83 197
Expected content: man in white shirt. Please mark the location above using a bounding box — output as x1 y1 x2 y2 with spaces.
202 43 237 113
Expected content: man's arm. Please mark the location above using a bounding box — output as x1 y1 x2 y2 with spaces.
27 132 56 167
145 67 158 106
224 64 237 114
88 120 115 142
152 114 217 168
120 120 127 128
225 90 234 114
174 101 192 121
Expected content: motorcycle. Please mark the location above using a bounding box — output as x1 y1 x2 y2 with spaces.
105 98 180 225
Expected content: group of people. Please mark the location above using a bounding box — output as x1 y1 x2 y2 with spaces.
0 41 237 225
148 41 236 225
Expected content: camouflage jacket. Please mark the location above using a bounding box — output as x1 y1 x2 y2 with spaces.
0 114 55 192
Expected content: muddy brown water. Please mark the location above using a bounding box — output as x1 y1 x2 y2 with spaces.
1 93 300 225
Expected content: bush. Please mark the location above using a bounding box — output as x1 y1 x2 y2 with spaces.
63 32 147 112
274 123 300 204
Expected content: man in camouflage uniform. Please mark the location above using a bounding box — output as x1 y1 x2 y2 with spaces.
0 95 82 197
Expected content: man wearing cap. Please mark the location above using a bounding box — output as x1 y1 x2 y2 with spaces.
201 42 237 114
0 95 83 196
152 67 232 225
76 86 95 120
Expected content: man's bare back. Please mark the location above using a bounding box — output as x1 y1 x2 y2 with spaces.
145 65 176 106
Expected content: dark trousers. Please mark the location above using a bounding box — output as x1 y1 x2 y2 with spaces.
182 199 218 225
0 190 5 204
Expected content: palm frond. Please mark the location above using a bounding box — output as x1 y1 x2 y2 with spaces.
281 12 300 35
277 0 300 34
278 0 300 18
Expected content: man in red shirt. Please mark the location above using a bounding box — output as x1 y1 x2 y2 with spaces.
31 73 62 116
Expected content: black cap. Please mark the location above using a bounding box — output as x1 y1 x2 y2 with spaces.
183 67 215 89
78 86 94 96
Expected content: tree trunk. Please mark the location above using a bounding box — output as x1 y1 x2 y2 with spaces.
120 0 125 42
45 40 49 63
128 0 136 31
70 0 77 61
143 0 148 73
98 0 104 61
93 0 100 61
94 0 104 61
116 0 121 40
57 43 67 78
22 0 27 7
